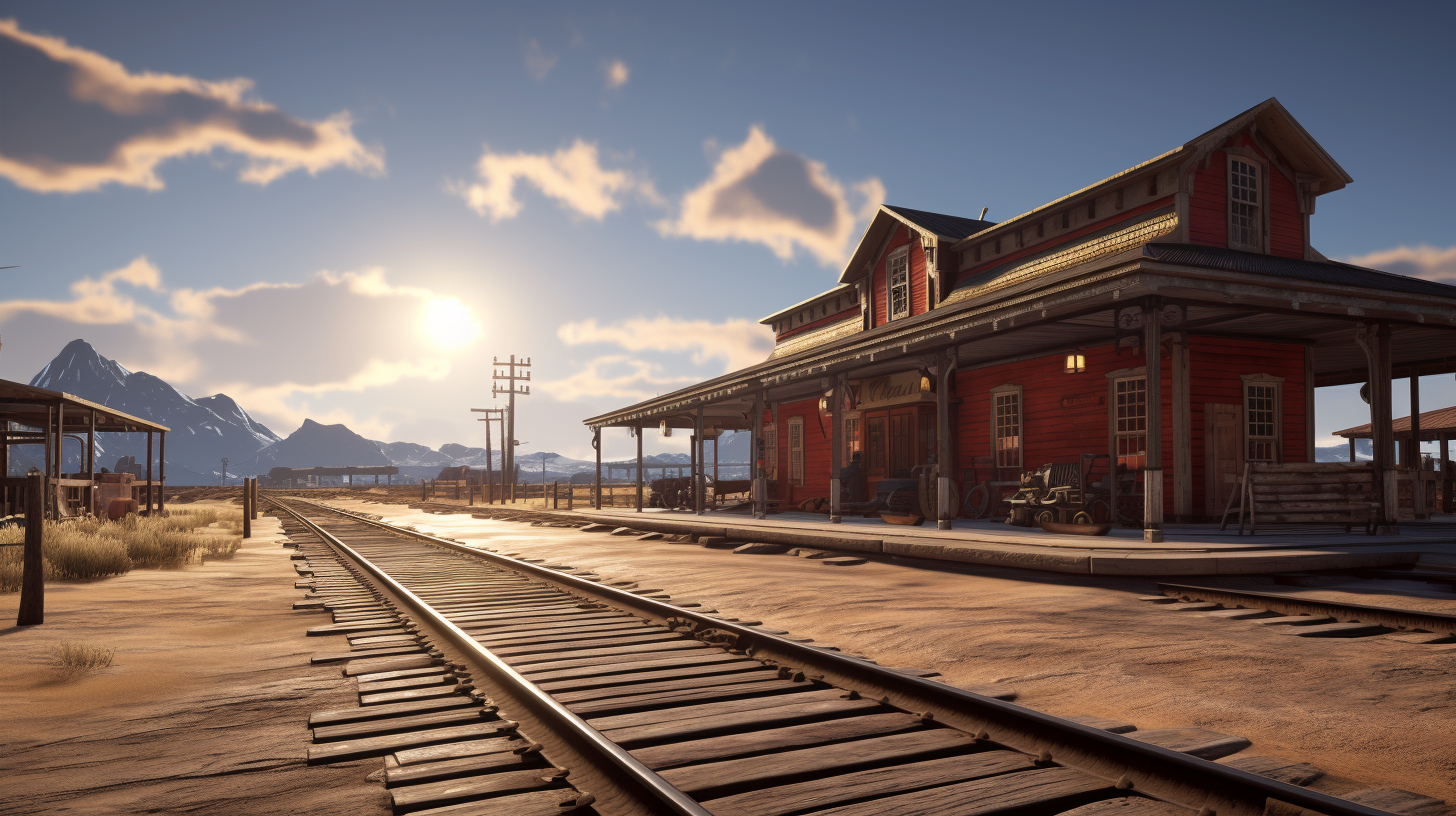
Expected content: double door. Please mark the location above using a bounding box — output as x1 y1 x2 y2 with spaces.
864 405 935 495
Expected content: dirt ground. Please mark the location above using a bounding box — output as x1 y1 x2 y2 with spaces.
0 503 388 816
337 497 1456 804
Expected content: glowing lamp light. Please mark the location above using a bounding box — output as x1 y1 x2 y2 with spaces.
659 420 672 438
919 376 932 393
1064 353 1087 374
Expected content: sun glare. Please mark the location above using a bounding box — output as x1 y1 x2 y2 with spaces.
422 296 481 349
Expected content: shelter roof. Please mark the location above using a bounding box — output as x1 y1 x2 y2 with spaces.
1141 244 1456 299
1334 406 1456 440
0 378 169 434
760 283 858 325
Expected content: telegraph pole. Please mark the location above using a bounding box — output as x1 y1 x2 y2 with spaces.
492 355 530 502
471 407 504 504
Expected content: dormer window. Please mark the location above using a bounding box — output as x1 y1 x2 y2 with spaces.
1229 158 1262 251
887 247 910 320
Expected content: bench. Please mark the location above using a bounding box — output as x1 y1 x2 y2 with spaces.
1220 462 1382 535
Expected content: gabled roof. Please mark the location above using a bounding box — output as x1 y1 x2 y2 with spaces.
883 206 995 242
838 205 995 284
1335 406 1456 439
760 283 857 325
949 98 1353 254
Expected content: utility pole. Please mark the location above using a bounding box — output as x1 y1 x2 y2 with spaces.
492 355 530 502
471 407 504 504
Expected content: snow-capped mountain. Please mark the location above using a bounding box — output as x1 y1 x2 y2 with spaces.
22 340 281 482
236 418 391 470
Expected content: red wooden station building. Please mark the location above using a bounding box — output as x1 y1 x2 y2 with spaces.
583 99 1456 540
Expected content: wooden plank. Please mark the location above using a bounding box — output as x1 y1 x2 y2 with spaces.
598 694 877 746
660 723 976 796
489 631 686 657
1127 728 1251 760
394 736 521 766
1344 788 1449 816
406 788 585 816
540 664 777 696
1281 621 1389 638
475 621 662 645
797 766 1109 816
565 677 800 717
631 712 924 770
312 708 490 741
702 751 1035 816
357 674 458 694
522 651 749 684
310 696 476 726
1060 797 1194 816
389 768 558 810
353 666 451 684
515 645 724 675
306 721 518 765
386 750 538 785
362 685 468 706
1220 755 1323 786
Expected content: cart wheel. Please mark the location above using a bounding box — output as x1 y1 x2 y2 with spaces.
1073 511 1093 525
962 485 990 519
1085 499 1111 524
1115 494 1144 527
1036 509 1055 527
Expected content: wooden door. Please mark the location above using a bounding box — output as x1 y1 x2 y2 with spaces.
888 408 917 478
866 414 887 484
1204 403 1243 516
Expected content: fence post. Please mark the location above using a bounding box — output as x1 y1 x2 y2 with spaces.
249 477 258 521
243 479 252 539
567 484 574 510
17 470 45 626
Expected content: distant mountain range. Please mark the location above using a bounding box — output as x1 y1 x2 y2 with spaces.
9 339 744 485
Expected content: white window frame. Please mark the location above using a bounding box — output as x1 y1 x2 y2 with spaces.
887 247 910 321
787 416 805 486
990 384 1023 469
1227 155 1263 252
1112 374 1148 470
1241 373 1284 464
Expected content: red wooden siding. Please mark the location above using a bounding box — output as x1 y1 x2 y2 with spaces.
774 397 832 504
1267 162 1304 258
1188 150 1229 247
778 306 861 340
871 226 932 326
871 242 888 327
909 241 928 315
953 197 1174 290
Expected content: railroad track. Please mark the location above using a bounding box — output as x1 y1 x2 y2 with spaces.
1150 582 1456 641
271 495 1427 816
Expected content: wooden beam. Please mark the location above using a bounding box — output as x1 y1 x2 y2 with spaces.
1143 302 1164 541
753 391 765 519
635 421 644 513
830 376 843 523
1171 335 1192 520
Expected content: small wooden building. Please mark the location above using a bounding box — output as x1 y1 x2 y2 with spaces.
1 378 170 518
583 99 1456 539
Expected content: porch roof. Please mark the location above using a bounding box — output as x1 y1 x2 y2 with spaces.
583 242 1456 431
1334 406 1456 441
0 378 170 435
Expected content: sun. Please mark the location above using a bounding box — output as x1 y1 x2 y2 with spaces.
422 297 481 350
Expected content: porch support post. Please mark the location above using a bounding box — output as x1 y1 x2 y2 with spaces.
145 431 154 517
87 409 97 516
54 404 65 519
1441 433 1451 513
1171 333 1191 521
936 348 955 530
1411 373 1425 518
753 391 766 519
635 422 644 512
158 430 166 516
1143 302 1164 542
830 376 843 524
1356 322 1396 527
694 406 705 515
592 427 602 510
1304 346 1316 462
1348 437 1356 462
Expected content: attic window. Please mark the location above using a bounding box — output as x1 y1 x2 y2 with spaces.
1016 231 1024 249
1061 212 1069 230
1148 176 1158 196
1037 222 1044 239
888 247 911 320
1087 201 1096 220
1229 158 1262 252
973 245 981 263
1115 189 1124 210
993 238 1001 254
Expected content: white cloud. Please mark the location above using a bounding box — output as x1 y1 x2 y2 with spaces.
558 315 773 371
524 39 558 80
1345 244 1456 286
655 125 885 266
537 354 698 402
0 259 478 431
0 18 384 193
604 59 629 89
451 139 657 222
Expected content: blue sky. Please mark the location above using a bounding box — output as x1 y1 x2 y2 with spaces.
1 1 1452 461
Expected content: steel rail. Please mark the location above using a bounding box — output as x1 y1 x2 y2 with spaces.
269 496 714 816
1159 582 1456 636
278 495 1399 816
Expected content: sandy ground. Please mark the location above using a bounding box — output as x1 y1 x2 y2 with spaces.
0 503 389 816
338 497 1456 804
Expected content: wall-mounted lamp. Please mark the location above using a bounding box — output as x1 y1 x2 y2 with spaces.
659 419 672 438
1064 353 1087 374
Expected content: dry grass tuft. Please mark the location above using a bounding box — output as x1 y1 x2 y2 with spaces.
47 641 116 676
0 505 247 591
